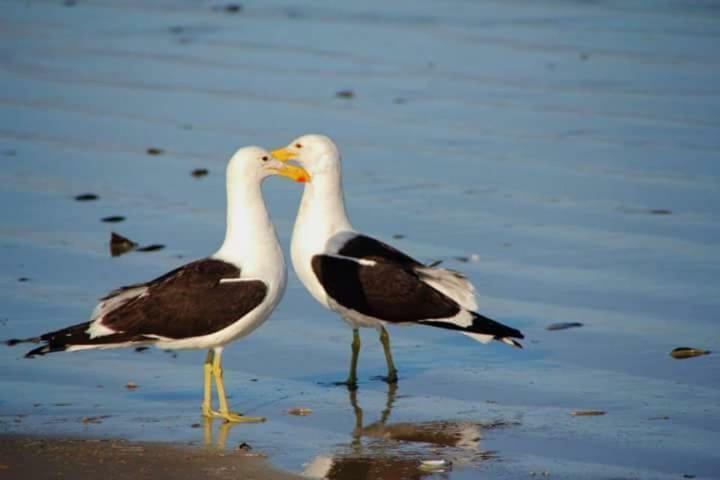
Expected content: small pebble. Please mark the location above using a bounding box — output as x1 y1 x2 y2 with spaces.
570 410 606 416
74 193 99 201
287 407 312 416
136 244 165 253
670 347 710 359
191 168 209 178
223 3 242 12
650 209 672 215
101 216 125 223
146 147 164 155
392 234 405 239
419 459 451 472
17 277 29 282
125 382 138 390
335 90 355 99
546 322 584 331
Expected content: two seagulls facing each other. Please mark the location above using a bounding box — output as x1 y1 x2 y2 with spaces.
6 135 524 420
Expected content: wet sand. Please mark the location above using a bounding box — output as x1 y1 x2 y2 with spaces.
0 434 300 480
1 0 720 478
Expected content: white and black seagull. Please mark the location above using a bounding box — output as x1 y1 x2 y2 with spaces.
272 135 523 388
6 147 309 422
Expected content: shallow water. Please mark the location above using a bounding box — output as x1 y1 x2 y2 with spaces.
1 0 720 478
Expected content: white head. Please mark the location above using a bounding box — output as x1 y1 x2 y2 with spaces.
227 145 309 185
270 134 341 178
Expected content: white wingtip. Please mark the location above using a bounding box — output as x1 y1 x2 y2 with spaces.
500 337 523 348
461 332 494 344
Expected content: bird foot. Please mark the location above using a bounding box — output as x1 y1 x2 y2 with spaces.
371 374 398 384
203 409 265 423
331 379 359 391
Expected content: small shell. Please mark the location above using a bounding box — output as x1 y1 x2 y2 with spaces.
670 347 710 360
570 410 606 416
419 459 451 472
287 407 312 416
547 322 584 331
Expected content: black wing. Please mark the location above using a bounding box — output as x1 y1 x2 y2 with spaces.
337 234 422 268
100 258 267 339
312 254 460 323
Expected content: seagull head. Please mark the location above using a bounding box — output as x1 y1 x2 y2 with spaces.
228 146 310 184
271 134 341 178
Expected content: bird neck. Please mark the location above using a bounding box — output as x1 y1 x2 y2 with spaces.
214 178 281 274
295 169 354 242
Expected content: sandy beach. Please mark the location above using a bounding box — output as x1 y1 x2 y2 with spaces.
0 434 300 480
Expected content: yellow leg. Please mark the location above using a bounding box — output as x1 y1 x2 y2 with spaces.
211 348 265 423
334 328 360 389
201 350 214 418
379 326 398 383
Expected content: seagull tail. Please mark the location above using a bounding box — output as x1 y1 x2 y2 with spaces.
423 312 524 348
468 312 524 348
3 322 93 357
6 322 149 358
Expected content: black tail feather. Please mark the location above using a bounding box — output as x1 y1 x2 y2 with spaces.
10 322 93 357
471 312 524 340
422 311 524 347
5 322 152 358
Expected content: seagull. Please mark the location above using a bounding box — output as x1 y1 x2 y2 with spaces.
272 134 523 388
6 147 309 422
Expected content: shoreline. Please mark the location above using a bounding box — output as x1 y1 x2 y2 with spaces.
0 433 301 480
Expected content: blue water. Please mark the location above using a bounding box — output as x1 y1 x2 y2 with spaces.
1 1 719 478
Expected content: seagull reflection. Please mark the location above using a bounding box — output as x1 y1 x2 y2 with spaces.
304 385 503 479
202 417 235 450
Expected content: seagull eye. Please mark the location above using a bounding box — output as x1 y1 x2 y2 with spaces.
295 143 302 148
261 155 268 162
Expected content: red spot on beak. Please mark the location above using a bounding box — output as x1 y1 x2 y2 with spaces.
297 176 307 183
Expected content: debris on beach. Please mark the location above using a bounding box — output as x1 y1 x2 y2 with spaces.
17 277 29 282
670 347 710 360
650 209 672 215
212 3 243 13
136 244 165 253
81 415 109 425
74 193 99 201
146 147 164 156
191 168 209 178
546 322 584 331
336 89 355 99
392 234 405 239
101 216 125 223
125 382 138 390
454 254 480 263
287 407 312 416
570 410 606 416
110 232 138 257
419 459 452 472
223 3 243 13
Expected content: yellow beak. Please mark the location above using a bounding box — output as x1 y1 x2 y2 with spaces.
273 163 310 183
271 147 298 162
